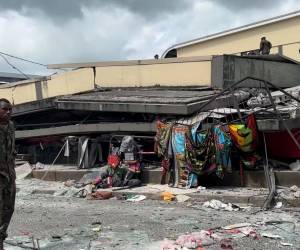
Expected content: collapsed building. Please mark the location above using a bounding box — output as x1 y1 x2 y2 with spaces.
1 11 300 193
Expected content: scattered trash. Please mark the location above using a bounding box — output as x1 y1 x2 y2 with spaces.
203 199 240 211
161 223 260 250
274 201 283 209
126 195 146 202
176 194 191 203
160 191 175 201
87 191 113 200
197 186 207 191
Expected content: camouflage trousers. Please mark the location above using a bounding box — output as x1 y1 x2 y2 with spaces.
0 178 15 242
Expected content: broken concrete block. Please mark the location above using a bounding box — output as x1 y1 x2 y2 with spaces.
16 163 32 180
176 194 191 203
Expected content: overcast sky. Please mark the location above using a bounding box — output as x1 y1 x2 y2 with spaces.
0 0 299 76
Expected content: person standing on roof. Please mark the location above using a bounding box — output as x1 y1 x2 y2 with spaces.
0 98 16 250
259 37 272 55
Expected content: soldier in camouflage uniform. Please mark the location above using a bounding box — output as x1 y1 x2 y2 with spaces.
0 99 16 250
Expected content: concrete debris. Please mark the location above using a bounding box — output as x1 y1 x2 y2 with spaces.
290 185 298 192
33 162 45 170
276 185 300 199
91 225 102 232
293 191 300 198
289 160 300 171
64 179 76 187
16 163 32 180
197 186 206 191
280 242 293 247
5 224 101 249
261 232 282 239
274 201 283 209
176 194 191 203
161 218 299 250
258 220 299 245
247 90 271 108
203 199 241 211
222 223 251 230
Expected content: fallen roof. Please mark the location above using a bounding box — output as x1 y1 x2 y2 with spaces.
15 122 156 139
58 89 216 104
162 10 300 57
55 88 234 115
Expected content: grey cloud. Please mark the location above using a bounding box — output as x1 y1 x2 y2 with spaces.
0 0 191 21
212 0 283 11
0 0 84 20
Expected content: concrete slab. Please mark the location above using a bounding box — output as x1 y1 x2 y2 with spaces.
32 165 101 181
31 165 300 188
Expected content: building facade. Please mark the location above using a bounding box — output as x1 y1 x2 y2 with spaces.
162 11 300 62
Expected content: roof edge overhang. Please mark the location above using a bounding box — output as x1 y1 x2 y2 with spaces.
47 56 212 69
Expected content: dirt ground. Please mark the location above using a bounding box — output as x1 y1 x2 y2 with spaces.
5 179 300 249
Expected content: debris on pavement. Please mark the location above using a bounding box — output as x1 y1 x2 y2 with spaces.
161 222 259 250
258 220 299 245
290 185 298 192
91 225 102 232
161 216 300 250
221 223 252 230
261 232 282 239
293 191 300 198
274 201 283 209
126 195 147 202
64 179 76 187
280 242 293 247
203 199 241 211
289 160 300 171
16 163 32 180
197 186 207 191
87 190 113 200
176 194 191 202
33 162 45 170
